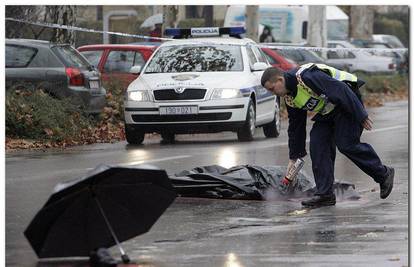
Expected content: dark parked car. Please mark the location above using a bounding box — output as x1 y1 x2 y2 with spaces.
6 39 106 114
77 44 157 89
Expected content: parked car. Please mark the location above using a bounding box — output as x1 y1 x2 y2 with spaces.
77 44 157 89
262 43 349 70
124 27 281 144
323 40 397 74
260 47 298 71
6 39 106 114
372 34 405 48
351 39 407 73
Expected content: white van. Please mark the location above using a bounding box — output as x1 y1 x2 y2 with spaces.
224 5 349 43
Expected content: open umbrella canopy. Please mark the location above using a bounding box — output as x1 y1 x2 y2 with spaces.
140 13 163 28
24 165 176 259
260 23 274 30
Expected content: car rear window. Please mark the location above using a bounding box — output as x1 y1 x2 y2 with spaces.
6 44 38 68
52 45 90 68
80 50 103 68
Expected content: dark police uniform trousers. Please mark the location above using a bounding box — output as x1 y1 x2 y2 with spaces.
284 67 388 196
310 109 387 195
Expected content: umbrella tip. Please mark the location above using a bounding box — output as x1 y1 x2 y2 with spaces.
89 248 118 267
121 254 131 263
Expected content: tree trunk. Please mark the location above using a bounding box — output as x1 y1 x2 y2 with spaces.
307 6 327 53
46 5 77 45
349 6 375 40
245 5 259 42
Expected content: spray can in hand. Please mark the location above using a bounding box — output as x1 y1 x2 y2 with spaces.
281 158 305 186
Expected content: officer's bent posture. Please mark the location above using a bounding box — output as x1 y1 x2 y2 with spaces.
261 63 395 207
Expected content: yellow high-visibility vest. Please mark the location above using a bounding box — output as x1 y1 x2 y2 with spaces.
285 63 358 114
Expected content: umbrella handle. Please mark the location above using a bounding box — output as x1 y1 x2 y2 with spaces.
94 196 130 263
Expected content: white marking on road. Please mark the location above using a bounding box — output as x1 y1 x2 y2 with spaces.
118 155 192 166
368 125 408 133
6 155 192 183
6 125 406 183
254 124 408 150
64 155 192 171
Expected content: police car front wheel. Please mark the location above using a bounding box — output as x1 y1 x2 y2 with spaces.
263 111 281 138
125 124 145 145
237 100 256 142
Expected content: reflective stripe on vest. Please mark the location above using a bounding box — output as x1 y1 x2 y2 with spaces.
285 63 358 115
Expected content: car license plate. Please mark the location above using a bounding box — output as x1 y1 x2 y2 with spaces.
159 106 198 115
89 80 100 89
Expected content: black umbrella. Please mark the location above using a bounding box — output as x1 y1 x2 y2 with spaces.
24 165 177 263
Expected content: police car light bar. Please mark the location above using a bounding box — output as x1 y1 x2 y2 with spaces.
165 27 245 39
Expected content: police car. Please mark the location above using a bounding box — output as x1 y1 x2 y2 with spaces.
124 27 281 144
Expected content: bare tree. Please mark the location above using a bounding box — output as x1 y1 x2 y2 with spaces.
6 5 77 44
308 6 327 50
246 6 259 42
45 6 77 45
349 6 375 40
6 6 45 39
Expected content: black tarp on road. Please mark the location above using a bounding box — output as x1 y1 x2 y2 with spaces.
170 165 360 201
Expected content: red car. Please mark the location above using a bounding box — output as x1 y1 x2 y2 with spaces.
78 44 157 88
261 47 298 71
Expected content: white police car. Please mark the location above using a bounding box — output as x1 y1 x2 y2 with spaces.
124 27 281 144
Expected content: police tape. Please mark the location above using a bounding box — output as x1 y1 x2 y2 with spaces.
256 44 408 53
5 17 175 41
6 17 408 53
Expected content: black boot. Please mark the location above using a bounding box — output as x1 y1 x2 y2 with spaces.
380 166 394 199
301 194 336 208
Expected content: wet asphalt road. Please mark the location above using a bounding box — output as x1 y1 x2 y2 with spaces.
6 100 409 267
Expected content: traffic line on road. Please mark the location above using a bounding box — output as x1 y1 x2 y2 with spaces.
6 155 192 183
119 155 192 166
367 124 408 133
254 124 408 150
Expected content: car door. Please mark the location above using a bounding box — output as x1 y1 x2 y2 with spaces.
250 45 275 124
325 43 359 72
102 49 146 89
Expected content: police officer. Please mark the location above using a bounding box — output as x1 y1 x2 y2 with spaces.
261 63 394 207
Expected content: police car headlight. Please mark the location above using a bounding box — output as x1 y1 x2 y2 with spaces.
128 91 149 102
211 89 242 99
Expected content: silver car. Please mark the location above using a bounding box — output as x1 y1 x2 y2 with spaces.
323 40 397 74
6 39 106 114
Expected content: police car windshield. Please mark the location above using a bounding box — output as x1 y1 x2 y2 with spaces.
144 44 243 73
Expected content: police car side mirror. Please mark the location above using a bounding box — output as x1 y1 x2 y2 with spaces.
252 62 268 72
129 65 142 74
